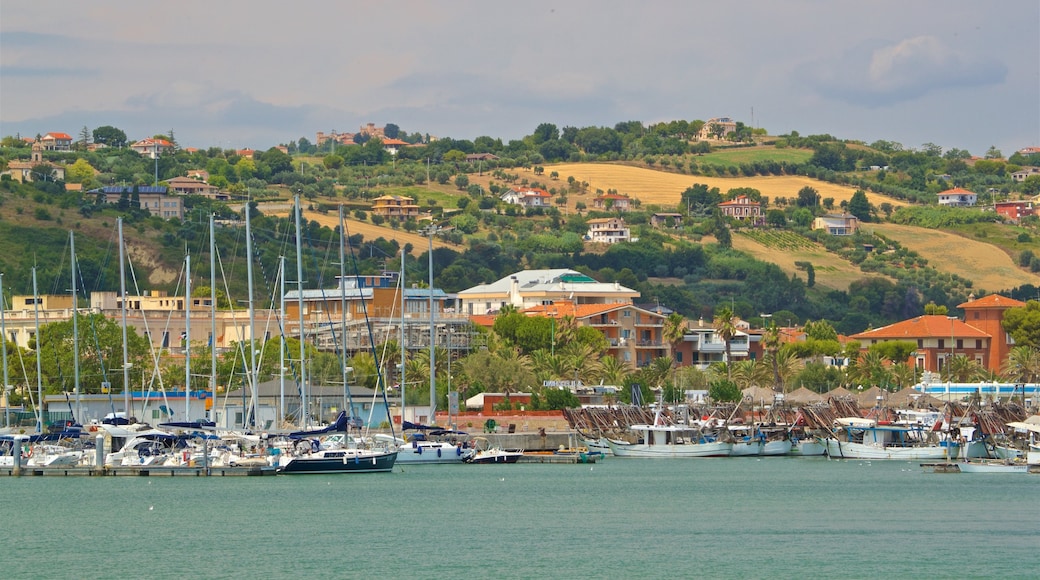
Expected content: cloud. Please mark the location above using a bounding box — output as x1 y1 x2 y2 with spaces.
797 35 1007 107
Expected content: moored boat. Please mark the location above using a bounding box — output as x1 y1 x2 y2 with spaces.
823 418 952 461
956 460 1028 474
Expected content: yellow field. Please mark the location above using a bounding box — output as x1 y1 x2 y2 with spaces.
267 209 455 256
866 223 1040 293
547 163 908 210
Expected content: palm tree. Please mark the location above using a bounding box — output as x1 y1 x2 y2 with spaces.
889 362 915 389
772 349 803 392
599 355 632 387
1002 345 1040 384
762 322 782 391
730 360 759 390
663 312 686 358
942 354 980 383
713 306 737 381
560 342 604 386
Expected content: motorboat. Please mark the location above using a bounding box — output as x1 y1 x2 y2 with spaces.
822 418 952 460
956 460 1028 473
606 410 732 458
464 437 523 464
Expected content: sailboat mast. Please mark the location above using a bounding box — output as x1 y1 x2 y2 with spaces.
0 274 8 429
428 231 436 423
294 195 307 428
338 206 348 417
209 214 217 421
245 203 258 427
184 253 191 420
70 231 81 422
118 218 130 421
400 247 406 424
32 267 42 433
279 256 286 425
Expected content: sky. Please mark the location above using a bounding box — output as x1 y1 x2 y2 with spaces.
2 1 1037 156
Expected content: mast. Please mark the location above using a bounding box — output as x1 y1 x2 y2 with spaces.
70 231 81 422
184 253 191 421
118 218 130 420
245 203 258 427
0 274 8 429
279 256 286 426
32 267 42 433
209 214 217 421
338 206 349 417
400 247 406 424
293 195 308 428
428 230 436 423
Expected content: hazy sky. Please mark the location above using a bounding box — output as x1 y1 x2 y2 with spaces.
2 1 1037 156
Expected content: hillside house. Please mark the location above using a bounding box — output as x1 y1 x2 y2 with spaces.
89 186 184 220
165 176 220 196
995 200 1035 222
457 269 638 316
651 212 683 229
379 138 409 155
500 187 551 208
2 140 66 183
697 117 737 140
371 195 421 219
586 217 631 244
937 187 977 207
131 138 174 159
592 193 631 212
812 213 860 235
1011 167 1040 182
40 132 73 151
465 153 499 162
718 195 761 220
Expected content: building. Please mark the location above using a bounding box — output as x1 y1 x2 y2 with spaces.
500 187 552 208
957 294 1026 373
592 193 631 212
130 138 174 158
650 213 683 229
1011 167 1040 182
165 176 220 196
937 187 977 207
371 195 421 220
89 186 184 220
457 269 638 316
697 117 738 140
40 132 73 151
718 195 761 220
851 316 990 374
379 138 409 156
465 153 499 163
812 213 860 235
671 317 754 369
995 200 1035 222
281 272 472 357
585 217 631 244
2 140 67 183
186 169 210 181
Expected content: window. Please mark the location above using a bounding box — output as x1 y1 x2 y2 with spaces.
956 339 963 350
938 339 944 350
623 311 631 317
917 339 923 348
676 352 683 363
973 311 979 320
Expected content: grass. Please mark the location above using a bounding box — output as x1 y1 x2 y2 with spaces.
689 146 813 166
732 230 891 291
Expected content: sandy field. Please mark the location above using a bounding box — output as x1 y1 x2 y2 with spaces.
267 209 455 256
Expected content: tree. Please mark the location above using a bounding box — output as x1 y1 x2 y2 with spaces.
384 123 400 139
796 186 819 208
1002 300 1040 349
92 125 127 148
846 190 871 222
77 126 92 150
713 306 737 381
869 340 917 364
454 174 469 190
708 379 741 402
65 158 96 184
766 209 786 227
1002 345 1040 384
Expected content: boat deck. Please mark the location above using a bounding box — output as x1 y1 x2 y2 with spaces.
1 466 278 477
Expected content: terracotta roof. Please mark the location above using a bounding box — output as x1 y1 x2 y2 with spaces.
851 315 989 340
957 294 1027 310
524 302 643 320
470 314 497 328
44 132 73 140
938 187 975 195
381 138 409 146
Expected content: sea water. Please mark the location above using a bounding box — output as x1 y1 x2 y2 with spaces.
1 457 1036 579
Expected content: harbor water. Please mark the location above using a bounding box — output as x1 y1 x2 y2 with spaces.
2 457 1036 579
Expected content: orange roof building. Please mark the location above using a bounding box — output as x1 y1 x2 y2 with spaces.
959 294 1027 372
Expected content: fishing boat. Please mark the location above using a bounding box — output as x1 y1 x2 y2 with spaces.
385 423 473 465
606 408 732 458
464 436 523 464
822 418 952 461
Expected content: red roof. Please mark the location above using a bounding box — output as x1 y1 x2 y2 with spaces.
44 132 73 140
519 188 550 198
938 187 975 195
957 294 1027 310
381 138 409 146
469 314 497 328
851 315 989 340
524 302 645 320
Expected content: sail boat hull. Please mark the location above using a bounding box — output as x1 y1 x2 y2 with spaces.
277 449 397 474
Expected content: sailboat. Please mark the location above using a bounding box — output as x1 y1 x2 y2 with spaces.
275 198 397 474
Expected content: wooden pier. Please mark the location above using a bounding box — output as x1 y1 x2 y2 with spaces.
519 452 599 464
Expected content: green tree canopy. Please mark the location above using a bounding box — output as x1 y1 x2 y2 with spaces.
1003 301 1040 349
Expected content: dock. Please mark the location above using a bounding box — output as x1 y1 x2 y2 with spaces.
920 463 961 473
1 466 278 477
519 452 599 464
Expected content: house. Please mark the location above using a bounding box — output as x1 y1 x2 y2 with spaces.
500 187 551 208
130 138 174 159
958 293 1026 373
522 301 670 369
457 269 639 316
671 317 755 370
186 169 210 181
1011 167 1040 182
465 153 499 163
89 186 184 219
586 217 631 244
650 213 683 229
937 187 977 207
316 130 356 147
995 200 1035 222
1016 146 1040 156
718 195 761 220
2 140 67 183
850 316 990 374
592 193 631 212
371 195 421 219
812 213 860 235
40 132 73 151
379 138 409 156
235 148 256 159
697 117 737 140
165 176 219 196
